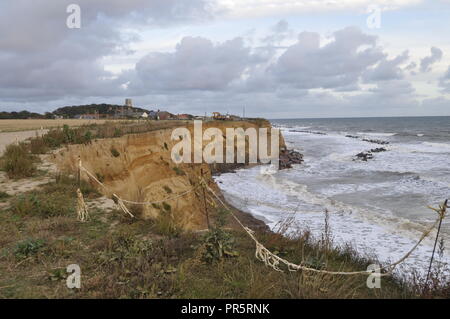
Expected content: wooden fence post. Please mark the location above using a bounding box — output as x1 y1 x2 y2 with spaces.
201 168 211 230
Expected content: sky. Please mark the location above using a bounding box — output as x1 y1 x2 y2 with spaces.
1 0 450 119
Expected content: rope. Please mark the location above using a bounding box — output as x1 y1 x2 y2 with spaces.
76 159 446 276
201 178 446 276
119 188 196 205
113 194 135 218
78 163 197 217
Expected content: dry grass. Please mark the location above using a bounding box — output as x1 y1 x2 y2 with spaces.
0 143 38 179
0 119 132 132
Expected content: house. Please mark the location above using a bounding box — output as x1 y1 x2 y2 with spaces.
157 111 175 120
147 110 157 120
176 113 193 120
212 112 227 120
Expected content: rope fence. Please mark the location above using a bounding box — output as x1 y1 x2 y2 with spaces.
77 159 198 218
74 157 448 277
200 178 448 276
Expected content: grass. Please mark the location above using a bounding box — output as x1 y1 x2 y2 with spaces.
0 143 38 179
2 177 444 299
0 191 10 201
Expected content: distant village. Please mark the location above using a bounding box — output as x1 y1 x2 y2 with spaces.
0 99 246 121
69 99 244 121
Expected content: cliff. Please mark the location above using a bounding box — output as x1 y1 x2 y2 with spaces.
54 120 284 230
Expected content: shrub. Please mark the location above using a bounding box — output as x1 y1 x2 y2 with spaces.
63 125 75 143
0 191 10 200
201 209 238 263
113 128 123 138
29 137 49 154
110 147 120 157
163 186 173 194
172 167 185 176
1 143 37 179
10 192 75 218
84 131 93 144
14 238 46 260
47 174 100 198
162 202 171 212
153 209 182 237
42 129 66 148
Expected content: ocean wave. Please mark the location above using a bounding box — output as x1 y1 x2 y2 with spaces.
357 132 396 137
423 141 450 149
215 166 450 277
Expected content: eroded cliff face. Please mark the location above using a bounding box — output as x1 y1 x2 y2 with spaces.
54 120 283 230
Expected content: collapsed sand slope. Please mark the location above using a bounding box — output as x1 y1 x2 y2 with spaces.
54 120 282 230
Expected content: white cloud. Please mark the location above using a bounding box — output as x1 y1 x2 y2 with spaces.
216 0 423 18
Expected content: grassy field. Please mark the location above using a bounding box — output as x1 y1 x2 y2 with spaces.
0 119 133 132
0 173 417 299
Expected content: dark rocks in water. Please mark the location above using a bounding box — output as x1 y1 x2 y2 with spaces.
345 134 390 145
362 138 389 145
353 147 387 161
291 130 326 136
354 152 374 161
279 149 304 169
370 147 387 153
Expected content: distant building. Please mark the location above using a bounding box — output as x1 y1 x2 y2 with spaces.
212 112 226 120
125 99 133 108
176 113 193 120
147 110 157 119
157 111 175 120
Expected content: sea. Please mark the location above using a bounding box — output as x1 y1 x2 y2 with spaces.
214 116 450 278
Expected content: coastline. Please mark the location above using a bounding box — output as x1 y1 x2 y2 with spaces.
1 119 447 298
215 120 450 282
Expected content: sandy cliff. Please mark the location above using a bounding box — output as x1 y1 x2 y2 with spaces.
54 120 283 230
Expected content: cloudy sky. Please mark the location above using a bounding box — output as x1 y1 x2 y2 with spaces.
1 0 450 118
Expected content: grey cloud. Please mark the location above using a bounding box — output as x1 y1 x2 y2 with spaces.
260 20 293 46
362 51 409 82
420 47 443 73
268 27 384 90
0 0 212 103
126 36 254 92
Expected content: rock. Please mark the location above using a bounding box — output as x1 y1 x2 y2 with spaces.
279 149 304 170
354 152 374 161
362 138 389 145
370 147 387 153
291 130 326 135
